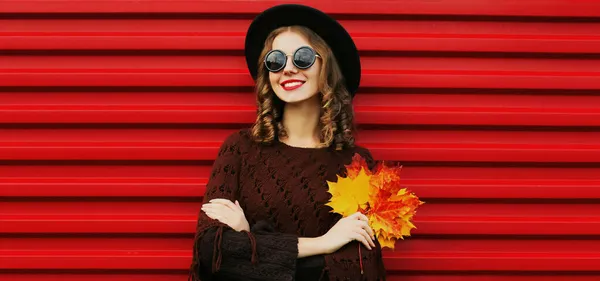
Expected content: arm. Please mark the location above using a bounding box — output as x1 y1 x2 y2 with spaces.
199 200 331 280
298 237 326 258
188 132 300 281
294 228 386 281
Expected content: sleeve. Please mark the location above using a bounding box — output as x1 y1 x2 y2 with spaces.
188 131 300 281
295 255 327 280
321 147 388 281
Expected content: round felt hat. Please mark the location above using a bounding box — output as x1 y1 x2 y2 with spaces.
244 4 361 96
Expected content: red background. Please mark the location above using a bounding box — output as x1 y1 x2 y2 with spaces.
1 0 600 280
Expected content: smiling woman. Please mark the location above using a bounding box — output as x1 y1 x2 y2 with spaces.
188 4 387 281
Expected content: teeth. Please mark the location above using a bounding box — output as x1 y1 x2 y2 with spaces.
283 82 303 88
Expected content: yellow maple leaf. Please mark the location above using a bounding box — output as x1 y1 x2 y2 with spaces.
378 235 396 249
325 167 372 217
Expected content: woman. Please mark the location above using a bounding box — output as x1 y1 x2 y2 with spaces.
189 4 386 281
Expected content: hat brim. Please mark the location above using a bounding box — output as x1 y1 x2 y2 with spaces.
244 4 361 96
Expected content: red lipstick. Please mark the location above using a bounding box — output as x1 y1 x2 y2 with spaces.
280 79 305 91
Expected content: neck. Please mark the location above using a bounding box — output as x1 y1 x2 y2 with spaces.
281 95 321 147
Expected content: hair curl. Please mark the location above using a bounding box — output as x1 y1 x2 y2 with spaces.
250 25 356 150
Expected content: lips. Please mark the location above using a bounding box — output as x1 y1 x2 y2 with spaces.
280 79 306 91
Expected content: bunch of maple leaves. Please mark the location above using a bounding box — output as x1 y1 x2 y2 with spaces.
326 153 424 249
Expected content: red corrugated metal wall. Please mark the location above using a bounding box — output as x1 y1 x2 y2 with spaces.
1 0 600 280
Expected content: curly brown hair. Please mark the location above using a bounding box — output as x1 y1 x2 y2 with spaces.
250 25 356 150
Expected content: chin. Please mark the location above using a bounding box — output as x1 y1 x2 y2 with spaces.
277 94 313 104
274 88 319 105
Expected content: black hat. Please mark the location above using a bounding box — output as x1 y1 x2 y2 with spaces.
244 4 361 96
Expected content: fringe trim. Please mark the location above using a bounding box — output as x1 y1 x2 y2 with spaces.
244 230 259 265
212 225 225 273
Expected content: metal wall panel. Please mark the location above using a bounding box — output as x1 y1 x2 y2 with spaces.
1 0 599 280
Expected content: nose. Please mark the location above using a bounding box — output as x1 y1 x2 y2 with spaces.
282 55 298 75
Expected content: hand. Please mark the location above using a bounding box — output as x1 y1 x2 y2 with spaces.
201 198 250 232
319 212 376 254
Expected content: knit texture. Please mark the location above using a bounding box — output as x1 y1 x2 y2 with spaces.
189 129 387 281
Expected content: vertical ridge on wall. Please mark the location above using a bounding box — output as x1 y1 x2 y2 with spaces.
1 1 600 280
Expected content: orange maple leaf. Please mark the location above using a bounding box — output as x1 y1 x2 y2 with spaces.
325 153 424 250
371 163 403 195
345 153 372 179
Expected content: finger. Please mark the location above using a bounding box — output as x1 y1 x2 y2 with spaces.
202 208 214 218
201 204 212 214
352 221 374 245
355 226 375 247
209 198 236 209
210 199 238 211
206 210 232 225
203 203 232 214
234 200 244 212
352 231 372 250
358 220 375 239
201 203 220 214
352 214 375 239
365 228 376 248
348 212 363 220
357 213 369 222
204 210 221 221
369 232 376 247
357 227 375 248
203 204 233 221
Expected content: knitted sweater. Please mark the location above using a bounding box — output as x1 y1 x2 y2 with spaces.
189 129 387 281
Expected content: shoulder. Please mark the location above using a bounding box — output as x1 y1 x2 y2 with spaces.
217 128 255 156
221 128 253 146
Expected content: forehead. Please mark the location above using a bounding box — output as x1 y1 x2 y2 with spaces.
271 31 311 53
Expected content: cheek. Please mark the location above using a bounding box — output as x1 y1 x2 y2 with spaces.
269 72 279 89
307 64 321 87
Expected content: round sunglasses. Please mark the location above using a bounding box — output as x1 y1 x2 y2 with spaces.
264 46 321 73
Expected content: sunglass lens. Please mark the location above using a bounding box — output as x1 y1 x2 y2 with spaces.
294 47 315 69
265 51 285 72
